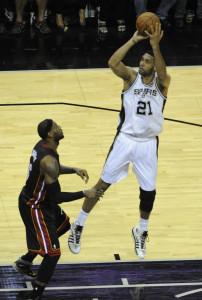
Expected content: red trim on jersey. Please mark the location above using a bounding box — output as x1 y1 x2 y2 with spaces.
42 142 58 154
27 174 46 208
31 208 61 257
33 174 45 201
42 142 52 149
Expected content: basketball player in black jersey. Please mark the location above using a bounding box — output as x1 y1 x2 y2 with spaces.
14 119 103 300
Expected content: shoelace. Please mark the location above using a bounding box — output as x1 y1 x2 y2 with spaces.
71 226 82 244
135 232 148 249
75 231 81 244
140 232 148 249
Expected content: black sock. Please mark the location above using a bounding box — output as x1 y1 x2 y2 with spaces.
33 283 45 297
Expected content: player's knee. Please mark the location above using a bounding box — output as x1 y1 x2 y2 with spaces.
48 254 61 264
139 187 156 213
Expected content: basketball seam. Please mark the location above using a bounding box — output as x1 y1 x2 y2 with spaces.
136 15 159 34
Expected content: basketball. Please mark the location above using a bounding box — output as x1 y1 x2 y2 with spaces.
136 12 160 35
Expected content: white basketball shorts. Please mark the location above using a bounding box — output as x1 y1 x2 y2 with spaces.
101 132 158 191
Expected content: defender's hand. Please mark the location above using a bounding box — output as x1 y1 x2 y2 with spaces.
84 188 104 200
74 168 89 184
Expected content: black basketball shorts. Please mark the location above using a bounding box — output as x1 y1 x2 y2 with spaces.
19 200 70 257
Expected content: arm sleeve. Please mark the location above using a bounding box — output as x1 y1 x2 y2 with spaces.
46 180 84 204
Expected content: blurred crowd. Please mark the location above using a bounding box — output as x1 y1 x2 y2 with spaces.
0 0 201 35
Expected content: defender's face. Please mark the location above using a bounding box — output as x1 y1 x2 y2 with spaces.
139 53 155 77
51 121 64 141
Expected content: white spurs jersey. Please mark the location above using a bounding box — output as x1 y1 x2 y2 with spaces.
117 72 167 140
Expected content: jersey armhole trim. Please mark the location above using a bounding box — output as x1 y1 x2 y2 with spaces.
122 72 139 95
155 79 167 100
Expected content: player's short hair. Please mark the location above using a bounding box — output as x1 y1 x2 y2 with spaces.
145 49 154 58
37 119 53 139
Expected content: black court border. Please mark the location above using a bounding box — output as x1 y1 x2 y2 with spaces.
0 102 202 128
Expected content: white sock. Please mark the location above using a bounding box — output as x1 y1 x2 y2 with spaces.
75 208 89 227
138 217 149 232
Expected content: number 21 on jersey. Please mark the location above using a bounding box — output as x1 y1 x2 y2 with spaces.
137 101 153 115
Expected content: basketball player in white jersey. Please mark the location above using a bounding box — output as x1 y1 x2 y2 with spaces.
68 23 171 259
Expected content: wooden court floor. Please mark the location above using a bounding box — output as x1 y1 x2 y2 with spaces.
0 67 202 265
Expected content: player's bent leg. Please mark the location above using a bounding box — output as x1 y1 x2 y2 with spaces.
139 187 156 213
55 206 71 238
132 188 156 259
82 178 111 213
68 178 110 254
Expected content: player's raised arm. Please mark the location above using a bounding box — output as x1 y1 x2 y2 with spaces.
145 23 171 95
108 31 149 89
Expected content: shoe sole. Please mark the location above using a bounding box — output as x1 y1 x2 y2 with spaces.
12 263 36 280
68 241 80 254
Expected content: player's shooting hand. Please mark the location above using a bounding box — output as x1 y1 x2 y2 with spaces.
132 30 149 43
145 22 163 47
74 168 89 184
84 188 104 200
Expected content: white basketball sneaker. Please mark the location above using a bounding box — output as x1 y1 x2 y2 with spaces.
68 221 83 254
132 226 148 259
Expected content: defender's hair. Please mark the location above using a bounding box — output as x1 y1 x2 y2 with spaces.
37 119 53 139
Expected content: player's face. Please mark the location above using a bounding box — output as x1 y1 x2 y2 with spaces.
139 54 155 77
51 121 64 141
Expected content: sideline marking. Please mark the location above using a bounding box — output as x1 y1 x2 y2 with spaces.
1 282 202 292
122 278 129 286
175 288 202 298
25 282 33 290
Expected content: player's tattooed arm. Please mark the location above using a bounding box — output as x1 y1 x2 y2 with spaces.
108 42 137 87
145 23 171 95
108 31 148 90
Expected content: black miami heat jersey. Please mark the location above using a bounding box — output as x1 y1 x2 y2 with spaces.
20 140 60 208
118 72 167 140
